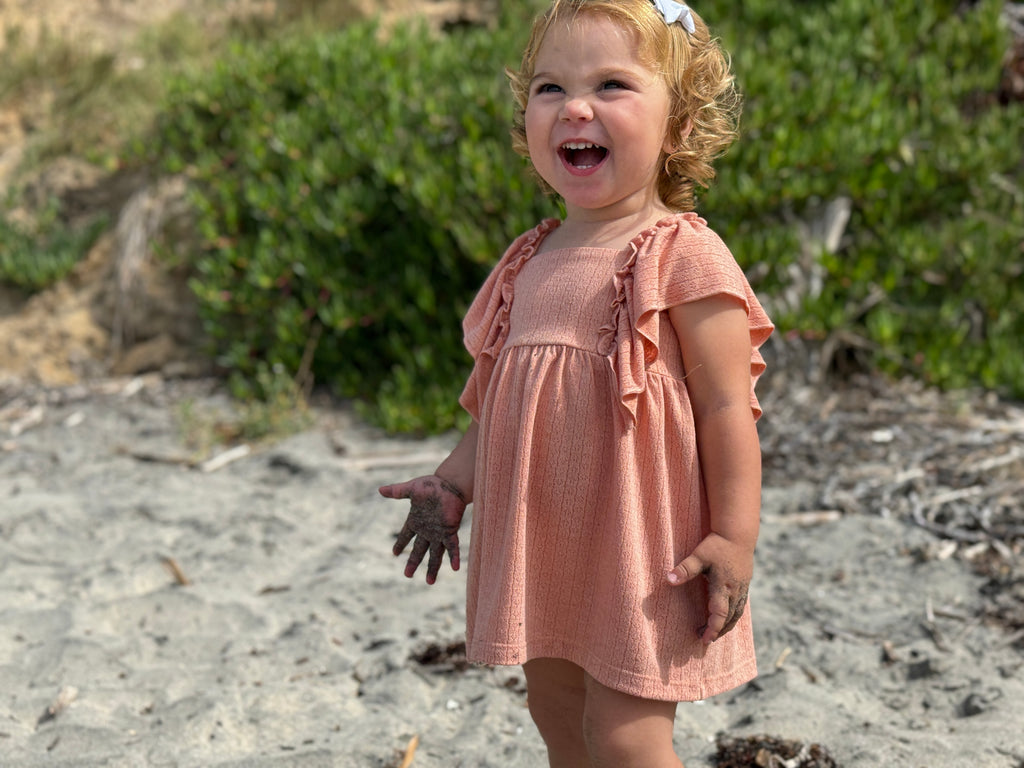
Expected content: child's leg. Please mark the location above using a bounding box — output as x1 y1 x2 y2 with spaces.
582 673 683 768
522 658 590 768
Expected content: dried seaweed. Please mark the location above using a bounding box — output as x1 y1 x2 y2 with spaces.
713 733 839 768
409 640 470 673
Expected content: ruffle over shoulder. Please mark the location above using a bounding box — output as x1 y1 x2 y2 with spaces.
597 212 773 426
459 219 560 420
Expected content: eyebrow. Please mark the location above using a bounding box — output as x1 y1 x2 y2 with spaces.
530 65 651 86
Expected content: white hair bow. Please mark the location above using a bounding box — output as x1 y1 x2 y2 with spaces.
651 0 696 33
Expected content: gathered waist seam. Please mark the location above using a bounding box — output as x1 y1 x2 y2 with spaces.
498 343 687 385
501 341 604 358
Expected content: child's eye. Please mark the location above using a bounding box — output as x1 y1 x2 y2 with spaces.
534 82 563 95
601 80 627 90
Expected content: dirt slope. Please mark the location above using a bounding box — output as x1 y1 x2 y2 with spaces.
0 0 494 386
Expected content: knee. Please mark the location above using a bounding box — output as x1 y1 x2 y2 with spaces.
582 709 637 765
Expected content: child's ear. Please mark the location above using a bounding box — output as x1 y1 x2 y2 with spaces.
663 116 694 154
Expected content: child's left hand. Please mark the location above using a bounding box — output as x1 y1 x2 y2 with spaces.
665 533 753 645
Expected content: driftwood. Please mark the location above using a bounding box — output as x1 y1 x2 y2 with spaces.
759 348 1024 641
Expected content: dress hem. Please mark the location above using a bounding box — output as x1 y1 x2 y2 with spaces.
466 639 758 702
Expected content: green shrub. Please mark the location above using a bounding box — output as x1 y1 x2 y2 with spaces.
155 0 1022 433
0 200 107 291
152 16 553 432
703 0 1024 395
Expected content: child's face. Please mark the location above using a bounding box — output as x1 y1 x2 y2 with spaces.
525 13 673 219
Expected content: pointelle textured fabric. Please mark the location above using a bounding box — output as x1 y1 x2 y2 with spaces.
458 212 773 701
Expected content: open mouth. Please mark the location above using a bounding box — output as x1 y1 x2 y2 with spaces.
560 141 608 170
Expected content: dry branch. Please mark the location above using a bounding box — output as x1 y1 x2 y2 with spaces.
758 369 1024 636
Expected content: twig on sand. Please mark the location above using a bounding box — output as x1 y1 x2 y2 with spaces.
162 556 191 586
199 444 251 473
116 446 195 466
774 646 793 670
762 510 842 527
5 404 44 436
117 443 254 473
398 734 419 768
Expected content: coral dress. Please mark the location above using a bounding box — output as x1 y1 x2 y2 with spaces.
459 213 773 701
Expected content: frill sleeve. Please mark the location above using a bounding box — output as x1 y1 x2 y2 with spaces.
597 212 773 425
458 219 560 420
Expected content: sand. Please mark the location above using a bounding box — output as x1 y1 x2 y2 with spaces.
0 375 1021 768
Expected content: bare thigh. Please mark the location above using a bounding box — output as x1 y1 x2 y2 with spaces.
523 658 589 768
583 673 682 768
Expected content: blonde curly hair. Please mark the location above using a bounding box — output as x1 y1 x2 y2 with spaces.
507 0 741 212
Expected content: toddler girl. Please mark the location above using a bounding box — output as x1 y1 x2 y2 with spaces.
379 1 773 765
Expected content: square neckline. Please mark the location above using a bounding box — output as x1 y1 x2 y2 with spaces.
531 213 694 259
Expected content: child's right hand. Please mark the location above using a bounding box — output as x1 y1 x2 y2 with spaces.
378 476 467 585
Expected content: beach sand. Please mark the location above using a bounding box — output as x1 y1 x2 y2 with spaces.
1 375 1021 767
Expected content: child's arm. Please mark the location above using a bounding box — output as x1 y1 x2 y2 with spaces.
665 296 762 645
378 421 479 585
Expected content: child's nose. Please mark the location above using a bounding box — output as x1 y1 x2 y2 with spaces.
561 96 594 121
